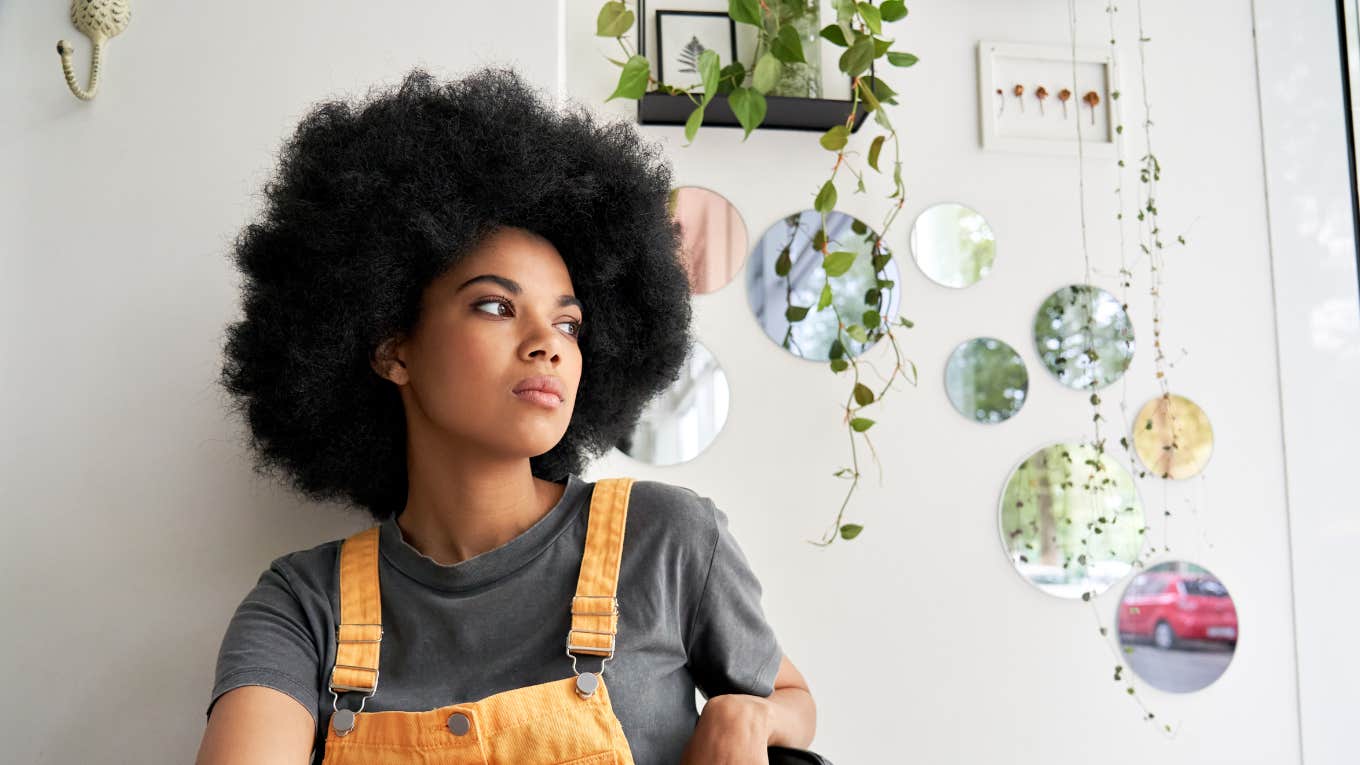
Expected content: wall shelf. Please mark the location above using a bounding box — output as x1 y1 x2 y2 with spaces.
636 91 872 134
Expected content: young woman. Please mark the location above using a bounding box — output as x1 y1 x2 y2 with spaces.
195 66 815 764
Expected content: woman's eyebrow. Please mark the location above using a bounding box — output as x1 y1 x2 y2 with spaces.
454 273 583 311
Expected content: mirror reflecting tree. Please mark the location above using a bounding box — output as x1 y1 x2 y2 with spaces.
615 340 729 466
943 337 1028 423
909 202 996 288
1033 284 1136 390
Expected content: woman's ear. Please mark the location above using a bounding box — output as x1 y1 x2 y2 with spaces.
371 336 410 385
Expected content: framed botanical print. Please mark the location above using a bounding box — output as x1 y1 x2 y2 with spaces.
655 10 737 92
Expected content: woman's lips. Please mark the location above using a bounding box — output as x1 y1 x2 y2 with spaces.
514 389 563 409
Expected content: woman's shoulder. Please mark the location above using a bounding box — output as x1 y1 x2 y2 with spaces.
603 477 720 549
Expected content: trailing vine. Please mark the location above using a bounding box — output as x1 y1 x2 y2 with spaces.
594 0 921 546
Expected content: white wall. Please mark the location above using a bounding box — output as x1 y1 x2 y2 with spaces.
0 0 1349 762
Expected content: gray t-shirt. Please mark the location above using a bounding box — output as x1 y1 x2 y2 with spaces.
206 473 783 764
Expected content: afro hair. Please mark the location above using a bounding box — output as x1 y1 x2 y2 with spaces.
219 65 695 522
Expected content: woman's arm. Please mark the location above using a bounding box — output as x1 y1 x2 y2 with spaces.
195 686 315 765
681 653 818 763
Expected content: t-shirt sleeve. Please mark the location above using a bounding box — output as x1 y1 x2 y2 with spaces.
206 556 322 724
684 497 783 700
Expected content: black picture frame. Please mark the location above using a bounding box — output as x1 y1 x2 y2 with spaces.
655 10 738 91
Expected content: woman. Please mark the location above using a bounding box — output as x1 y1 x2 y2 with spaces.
195 66 816 764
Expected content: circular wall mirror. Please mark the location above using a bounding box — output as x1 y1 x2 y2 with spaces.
943 337 1028 423
1132 393 1214 479
999 440 1146 599
1033 284 1136 390
615 340 729 466
909 202 996 288
745 209 901 362
669 186 750 295
1116 560 1238 692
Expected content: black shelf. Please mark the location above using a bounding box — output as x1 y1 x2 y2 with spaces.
636 91 872 134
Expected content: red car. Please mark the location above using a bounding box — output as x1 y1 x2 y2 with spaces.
1117 570 1238 650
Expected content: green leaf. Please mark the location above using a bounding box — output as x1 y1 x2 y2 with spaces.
880 0 908 22
606 56 651 101
820 124 850 151
862 309 880 329
774 246 792 277
785 304 810 322
845 324 868 343
851 218 868 234
683 105 706 143
828 338 846 359
812 227 827 252
839 523 863 540
820 23 849 47
817 282 833 310
823 250 856 277
868 75 899 105
771 24 807 63
727 87 767 139
856 78 881 112
728 0 762 26
868 135 885 171
596 2 634 37
814 180 837 213
830 358 849 372
753 53 782 94
850 417 875 432
887 51 919 67
857 3 882 35
718 62 746 95
699 49 720 104
853 381 874 405
873 37 893 57
839 36 876 78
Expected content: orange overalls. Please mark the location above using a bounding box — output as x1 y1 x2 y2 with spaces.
319 477 638 764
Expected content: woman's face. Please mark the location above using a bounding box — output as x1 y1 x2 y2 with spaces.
381 225 584 460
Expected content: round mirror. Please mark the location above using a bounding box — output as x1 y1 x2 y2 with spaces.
943 337 1028 423
1117 560 1238 692
909 202 996 288
615 340 729 466
1132 393 1214 479
745 209 901 362
999 441 1146 599
1033 284 1136 390
669 186 750 295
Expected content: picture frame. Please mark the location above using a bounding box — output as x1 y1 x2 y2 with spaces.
977 40 1121 159
655 10 738 92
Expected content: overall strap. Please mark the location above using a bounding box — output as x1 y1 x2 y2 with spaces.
567 477 634 659
331 526 383 696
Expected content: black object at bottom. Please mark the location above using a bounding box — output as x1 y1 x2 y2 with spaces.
768 745 834 764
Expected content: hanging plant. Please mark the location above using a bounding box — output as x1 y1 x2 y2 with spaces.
595 0 921 546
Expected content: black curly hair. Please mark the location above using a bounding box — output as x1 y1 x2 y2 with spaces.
219 65 694 522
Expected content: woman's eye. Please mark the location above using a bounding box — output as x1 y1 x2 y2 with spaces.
557 320 582 337
473 298 512 317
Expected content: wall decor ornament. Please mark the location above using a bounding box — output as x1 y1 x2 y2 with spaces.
616 340 730 466
909 202 997 288
668 186 750 295
943 337 1027 424
1116 560 1238 693
1131 393 1214 479
999 440 1147 600
1033 284 1136 391
56 0 131 101
655 10 738 92
746 209 901 363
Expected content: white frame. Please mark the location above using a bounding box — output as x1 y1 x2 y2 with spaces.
977 40 1121 158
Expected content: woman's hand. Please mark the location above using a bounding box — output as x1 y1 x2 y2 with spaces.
679 693 773 765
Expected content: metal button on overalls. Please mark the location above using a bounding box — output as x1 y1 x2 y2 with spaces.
447 712 470 736
318 477 639 764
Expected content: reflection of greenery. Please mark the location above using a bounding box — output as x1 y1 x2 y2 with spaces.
911 204 995 287
1001 442 1146 596
1034 284 1135 390
752 0 822 97
944 338 1026 422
